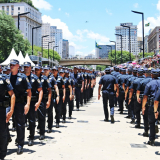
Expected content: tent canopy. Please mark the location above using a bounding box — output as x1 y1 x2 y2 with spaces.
24 53 35 66
17 51 26 65
1 48 18 66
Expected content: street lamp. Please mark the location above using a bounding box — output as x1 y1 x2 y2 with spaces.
48 41 55 64
121 24 131 61
110 41 116 65
115 34 123 63
18 12 30 29
132 10 144 58
41 35 49 57
106 45 112 66
32 26 41 55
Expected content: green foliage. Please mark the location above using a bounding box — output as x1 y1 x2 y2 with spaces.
96 65 106 71
108 50 135 65
138 52 154 59
27 45 61 61
0 11 30 62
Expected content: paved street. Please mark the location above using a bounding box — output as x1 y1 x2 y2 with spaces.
6 77 160 160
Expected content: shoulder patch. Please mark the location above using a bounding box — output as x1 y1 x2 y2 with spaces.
6 79 10 84
0 80 4 84
32 79 35 83
47 79 50 83
41 79 44 82
18 78 22 82
37 79 40 83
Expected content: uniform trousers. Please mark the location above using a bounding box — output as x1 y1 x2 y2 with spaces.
75 87 81 109
134 100 142 124
80 90 83 105
143 104 149 132
47 98 54 129
37 99 46 135
102 91 114 120
83 88 87 104
118 90 125 111
0 107 7 159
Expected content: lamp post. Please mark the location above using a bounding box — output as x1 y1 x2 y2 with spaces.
106 45 112 66
18 12 30 29
132 10 144 58
41 35 49 57
32 26 41 55
115 34 123 63
121 24 131 61
110 41 116 65
48 41 55 64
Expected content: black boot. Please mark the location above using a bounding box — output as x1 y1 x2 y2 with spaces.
17 146 23 155
110 115 114 123
28 139 34 146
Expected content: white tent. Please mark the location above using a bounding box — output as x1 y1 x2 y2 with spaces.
24 53 35 66
0 48 18 66
17 51 26 65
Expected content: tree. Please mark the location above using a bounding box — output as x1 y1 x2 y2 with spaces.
0 11 30 62
96 65 106 71
27 46 61 61
138 52 154 59
108 50 135 65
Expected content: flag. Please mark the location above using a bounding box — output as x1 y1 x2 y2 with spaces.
145 23 150 27
95 41 102 49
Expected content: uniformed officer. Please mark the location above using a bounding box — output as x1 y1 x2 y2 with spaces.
128 68 145 128
35 64 52 140
137 68 152 136
24 62 43 146
79 67 84 106
9 59 32 154
98 68 119 123
52 66 65 128
61 70 72 122
45 65 59 133
142 69 160 146
82 68 88 105
0 73 15 160
71 66 84 111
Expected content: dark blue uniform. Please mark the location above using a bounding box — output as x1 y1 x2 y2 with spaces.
9 72 31 148
99 72 117 120
80 72 84 105
83 72 88 104
0 74 13 160
37 75 51 136
27 73 42 140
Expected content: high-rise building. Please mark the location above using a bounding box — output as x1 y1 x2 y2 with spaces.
148 26 160 54
98 45 115 58
69 45 75 57
50 26 63 58
62 39 69 58
0 2 42 47
115 23 138 55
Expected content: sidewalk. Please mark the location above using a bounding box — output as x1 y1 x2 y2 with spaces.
6 77 160 160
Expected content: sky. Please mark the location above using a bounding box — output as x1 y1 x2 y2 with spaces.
32 0 160 56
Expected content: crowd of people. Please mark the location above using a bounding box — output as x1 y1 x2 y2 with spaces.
0 60 96 160
98 56 160 147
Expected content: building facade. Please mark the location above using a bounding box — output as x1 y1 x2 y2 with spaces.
115 23 138 55
0 2 42 47
137 37 143 53
69 45 75 58
62 39 69 58
98 45 115 58
148 26 160 54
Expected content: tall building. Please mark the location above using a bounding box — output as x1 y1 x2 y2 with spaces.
137 37 143 53
69 45 75 57
98 45 115 58
0 2 42 46
148 26 160 54
115 23 138 55
62 39 69 58
144 35 148 53
50 26 63 58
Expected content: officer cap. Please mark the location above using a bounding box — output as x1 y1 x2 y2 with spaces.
10 59 19 65
43 65 50 70
105 68 110 73
137 68 144 74
23 62 31 67
115 67 119 71
74 66 78 68
59 69 64 73
144 68 151 73
3 67 7 72
151 69 159 75
35 64 42 69
59 65 62 68
64 70 69 73
133 68 137 73
62 67 65 69
113 66 117 69
121 68 126 73
6 65 10 70
127 67 133 72
52 66 58 70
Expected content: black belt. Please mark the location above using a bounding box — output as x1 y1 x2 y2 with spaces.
43 94 48 100
66 88 70 92
16 96 24 103
75 84 82 87
31 96 38 102
0 101 9 108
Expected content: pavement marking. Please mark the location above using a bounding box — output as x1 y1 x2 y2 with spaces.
130 144 147 148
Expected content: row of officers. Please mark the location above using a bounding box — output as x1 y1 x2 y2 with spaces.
98 66 160 147
0 59 96 159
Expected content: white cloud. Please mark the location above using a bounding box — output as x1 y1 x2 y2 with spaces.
32 0 52 10
65 12 69 17
106 9 112 15
134 3 139 8
58 8 61 11
157 0 160 11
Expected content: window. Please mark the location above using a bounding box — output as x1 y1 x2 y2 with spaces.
11 6 14 11
7 6 9 11
18 7 20 10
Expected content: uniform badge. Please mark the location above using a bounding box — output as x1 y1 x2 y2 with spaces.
58 78 61 81
6 79 10 84
78 75 80 77
41 79 44 82
26 78 29 83
47 79 50 83
0 80 3 84
18 78 22 82
37 79 40 83
32 79 35 82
